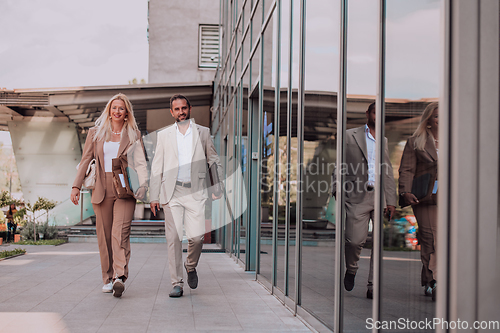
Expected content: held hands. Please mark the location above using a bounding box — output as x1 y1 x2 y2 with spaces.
70 188 80 205
134 186 147 201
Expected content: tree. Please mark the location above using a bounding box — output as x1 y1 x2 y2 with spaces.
26 197 57 241
0 190 11 208
0 190 22 209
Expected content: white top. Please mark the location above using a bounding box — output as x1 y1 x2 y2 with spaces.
103 141 120 172
175 122 193 182
364 124 376 186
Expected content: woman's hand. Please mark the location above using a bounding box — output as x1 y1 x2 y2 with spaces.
135 186 147 201
403 192 419 205
70 187 80 205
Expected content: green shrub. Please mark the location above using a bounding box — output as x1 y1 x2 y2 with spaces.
21 221 58 240
16 239 66 246
0 248 26 259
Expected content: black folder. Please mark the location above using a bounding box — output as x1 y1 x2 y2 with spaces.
411 173 431 200
399 173 431 207
208 163 222 197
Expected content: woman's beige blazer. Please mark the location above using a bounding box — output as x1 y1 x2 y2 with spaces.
72 127 147 204
398 135 438 205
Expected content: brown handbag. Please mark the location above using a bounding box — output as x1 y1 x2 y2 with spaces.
111 156 135 199
82 158 96 190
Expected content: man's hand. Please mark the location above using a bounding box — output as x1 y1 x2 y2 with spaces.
70 188 80 205
212 193 222 200
150 201 160 216
385 205 396 221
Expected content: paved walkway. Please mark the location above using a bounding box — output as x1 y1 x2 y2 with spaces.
0 243 311 333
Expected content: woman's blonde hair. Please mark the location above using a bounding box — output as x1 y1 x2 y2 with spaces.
413 102 438 151
93 93 138 143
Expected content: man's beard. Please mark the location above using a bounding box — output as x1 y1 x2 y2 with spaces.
177 116 190 123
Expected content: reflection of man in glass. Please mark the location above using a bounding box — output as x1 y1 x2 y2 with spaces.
149 94 222 298
333 102 397 299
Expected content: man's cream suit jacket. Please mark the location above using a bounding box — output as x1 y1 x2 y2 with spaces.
150 119 223 205
332 125 397 206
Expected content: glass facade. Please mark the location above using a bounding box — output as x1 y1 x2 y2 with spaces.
212 0 500 331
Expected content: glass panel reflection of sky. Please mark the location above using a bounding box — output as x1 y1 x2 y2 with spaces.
281 0 441 98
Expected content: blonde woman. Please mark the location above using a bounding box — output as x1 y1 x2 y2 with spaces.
398 102 439 301
71 93 147 297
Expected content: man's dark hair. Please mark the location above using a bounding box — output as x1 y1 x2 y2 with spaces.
367 102 376 113
170 94 191 108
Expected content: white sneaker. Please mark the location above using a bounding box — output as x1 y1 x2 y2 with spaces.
102 282 113 293
112 278 125 297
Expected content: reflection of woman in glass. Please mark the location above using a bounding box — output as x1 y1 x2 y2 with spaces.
70 93 147 297
398 102 439 301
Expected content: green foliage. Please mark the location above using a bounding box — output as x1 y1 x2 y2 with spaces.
16 239 66 246
21 221 58 240
0 190 23 208
0 190 11 208
26 197 57 214
13 208 27 227
0 248 26 259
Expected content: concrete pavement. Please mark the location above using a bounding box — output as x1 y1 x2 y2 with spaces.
0 243 311 333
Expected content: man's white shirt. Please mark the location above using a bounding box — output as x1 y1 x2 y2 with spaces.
175 122 193 182
365 124 376 186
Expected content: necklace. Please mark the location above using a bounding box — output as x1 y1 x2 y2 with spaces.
112 129 122 135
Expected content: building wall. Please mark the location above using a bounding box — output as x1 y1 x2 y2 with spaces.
437 1 500 330
8 121 81 205
148 0 220 84
212 0 500 332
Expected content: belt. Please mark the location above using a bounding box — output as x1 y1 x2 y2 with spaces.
176 181 191 188
366 185 374 192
